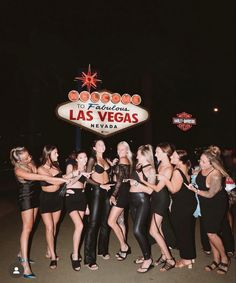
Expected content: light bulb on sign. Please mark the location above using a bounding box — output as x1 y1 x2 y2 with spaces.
213 107 219 112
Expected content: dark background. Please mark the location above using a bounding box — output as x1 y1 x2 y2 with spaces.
0 1 235 167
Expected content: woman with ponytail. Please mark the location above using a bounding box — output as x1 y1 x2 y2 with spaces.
185 146 230 275
10 147 67 278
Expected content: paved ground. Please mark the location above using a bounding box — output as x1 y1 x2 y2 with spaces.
0 174 235 283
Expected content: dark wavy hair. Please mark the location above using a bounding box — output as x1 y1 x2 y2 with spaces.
41 145 60 170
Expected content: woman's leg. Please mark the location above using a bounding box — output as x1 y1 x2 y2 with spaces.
41 213 57 266
20 209 34 274
69 211 84 260
108 206 127 251
207 233 228 265
98 192 111 256
150 214 173 261
84 188 102 265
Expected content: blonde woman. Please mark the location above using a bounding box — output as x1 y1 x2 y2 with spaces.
185 146 230 275
108 141 132 260
10 147 67 278
129 144 155 273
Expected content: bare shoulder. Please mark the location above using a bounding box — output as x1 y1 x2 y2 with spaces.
210 170 222 180
37 166 48 175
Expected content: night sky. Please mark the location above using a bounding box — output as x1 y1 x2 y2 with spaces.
1 1 235 164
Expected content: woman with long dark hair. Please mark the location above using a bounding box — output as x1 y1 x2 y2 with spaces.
65 150 90 271
185 146 230 274
10 147 67 278
84 139 113 270
158 150 197 268
38 145 66 269
139 143 175 271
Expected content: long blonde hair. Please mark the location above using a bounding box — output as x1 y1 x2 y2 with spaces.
203 146 229 177
138 144 154 168
10 147 28 166
117 141 133 170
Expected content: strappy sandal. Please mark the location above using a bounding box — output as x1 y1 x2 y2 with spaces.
116 246 131 261
160 258 175 272
205 261 219 271
154 255 166 267
217 261 230 275
49 260 57 269
137 260 154 273
86 263 99 271
70 253 81 271
20 258 36 278
133 256 144 264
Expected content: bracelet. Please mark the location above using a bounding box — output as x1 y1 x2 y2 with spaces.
134 180 139 187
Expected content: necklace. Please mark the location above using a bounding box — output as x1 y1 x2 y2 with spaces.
142 164 152 169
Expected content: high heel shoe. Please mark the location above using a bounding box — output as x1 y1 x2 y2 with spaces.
160 258 176 271
154 255 166 267
137 259 154 273
175 260 192 269
70 253 81 271
116 245 131 261
20 258 36 278
216 259 230 275
17 255 35 264
49 259 57 269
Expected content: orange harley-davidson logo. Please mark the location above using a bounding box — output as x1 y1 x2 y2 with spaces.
56 91 149 137
172 112 196 131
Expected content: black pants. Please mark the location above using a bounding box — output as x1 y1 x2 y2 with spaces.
130 192 151 260
84 186 111 264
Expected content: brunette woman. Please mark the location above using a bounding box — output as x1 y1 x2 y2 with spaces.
84 140 113 270
10 147 67 278
38 145 66 269
139 143 175 271
65 150 90 271
108 141 132 260
158 150 197 269
185 146 230 275
129 144 155 273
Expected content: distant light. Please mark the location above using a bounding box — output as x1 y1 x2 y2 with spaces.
213 107 219 112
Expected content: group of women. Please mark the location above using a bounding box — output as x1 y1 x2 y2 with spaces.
10 140 232 278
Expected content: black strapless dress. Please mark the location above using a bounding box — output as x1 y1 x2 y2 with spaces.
18 181 41 211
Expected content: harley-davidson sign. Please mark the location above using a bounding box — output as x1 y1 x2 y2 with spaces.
172 112 196 131
56 91 149 137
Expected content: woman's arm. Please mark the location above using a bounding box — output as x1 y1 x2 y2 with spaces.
186 172 222 198
15 167 66 185
158 170 183 194
136 168 156 195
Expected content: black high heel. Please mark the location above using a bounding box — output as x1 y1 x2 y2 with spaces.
49 259 57 269
116 245 131 261
154 255 166 267
70 253 81 271
160 258 176 272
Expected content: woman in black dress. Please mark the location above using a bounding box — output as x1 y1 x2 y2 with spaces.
139 143 175 271
158 150 197 268
108 141 132 260
38 145 67 269
186 146 230 275
10 147 67 278
65 150 91 271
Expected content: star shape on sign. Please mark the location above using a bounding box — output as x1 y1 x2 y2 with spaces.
74 64 102 92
